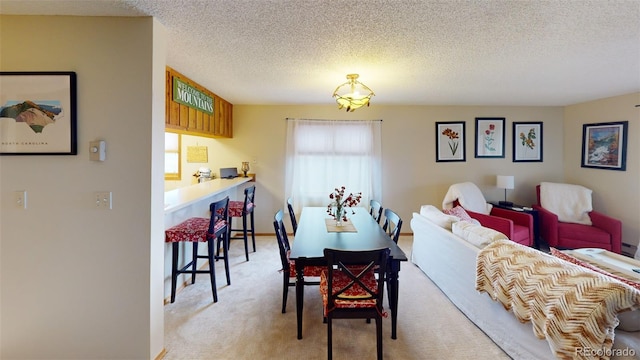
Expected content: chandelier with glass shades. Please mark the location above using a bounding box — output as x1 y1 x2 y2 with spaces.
332 74 375 112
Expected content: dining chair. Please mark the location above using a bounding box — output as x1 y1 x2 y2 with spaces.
273 210 322 313
382 208 403 244
369 199 383 224
320 247 390 360
228 185 256 261
286 197 298 235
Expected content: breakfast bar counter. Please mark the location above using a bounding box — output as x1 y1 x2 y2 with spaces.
164 177 252 217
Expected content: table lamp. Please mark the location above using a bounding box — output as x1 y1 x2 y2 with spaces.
496 175 514 206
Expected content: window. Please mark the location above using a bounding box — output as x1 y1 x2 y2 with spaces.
285 119 382 212
165 131 181 180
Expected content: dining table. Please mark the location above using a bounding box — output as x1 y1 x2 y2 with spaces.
289 206 408 340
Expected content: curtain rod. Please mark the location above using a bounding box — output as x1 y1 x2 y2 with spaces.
285 118 382 122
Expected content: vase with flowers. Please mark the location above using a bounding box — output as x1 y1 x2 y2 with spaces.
327 186 362 226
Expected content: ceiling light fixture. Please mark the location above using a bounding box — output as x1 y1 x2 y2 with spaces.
332 74 375 112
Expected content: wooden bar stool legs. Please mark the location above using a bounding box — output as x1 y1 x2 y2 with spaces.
167 220 219 303
213 228 231 286
228 185 256 261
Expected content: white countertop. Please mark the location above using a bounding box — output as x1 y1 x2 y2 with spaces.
164 177 252 214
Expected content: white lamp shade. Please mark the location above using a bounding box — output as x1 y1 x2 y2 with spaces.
496 175 514 190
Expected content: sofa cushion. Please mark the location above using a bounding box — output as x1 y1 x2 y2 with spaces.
442 206 480 225
558 222 610 245
419 205 460 230
452 221 508 248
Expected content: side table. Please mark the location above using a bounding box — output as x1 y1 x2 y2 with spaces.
489 202 540 249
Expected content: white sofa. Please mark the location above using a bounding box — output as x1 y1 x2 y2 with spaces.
410 209 640 360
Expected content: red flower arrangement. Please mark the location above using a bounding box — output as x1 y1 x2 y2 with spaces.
326 186 362 222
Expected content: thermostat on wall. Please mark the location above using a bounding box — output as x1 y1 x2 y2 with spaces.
90 140 106 161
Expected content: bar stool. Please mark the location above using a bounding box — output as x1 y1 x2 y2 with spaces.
227 185 256 261
165 197 230 303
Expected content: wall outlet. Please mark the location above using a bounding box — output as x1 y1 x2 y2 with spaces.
94 192 112 209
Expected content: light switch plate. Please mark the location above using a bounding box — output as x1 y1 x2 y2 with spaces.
14 190 27 209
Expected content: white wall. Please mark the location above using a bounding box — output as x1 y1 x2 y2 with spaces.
564 93 640 254
0 16 165 359
149 18 168 360
199 104 565 236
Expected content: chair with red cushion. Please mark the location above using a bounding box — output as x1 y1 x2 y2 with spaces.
533 183 622 253
228 185 256 261
164 196 230 303
273 209 322 313
442 182 534 246
320 247 390 360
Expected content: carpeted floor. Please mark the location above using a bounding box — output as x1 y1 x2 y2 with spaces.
163 235 511 360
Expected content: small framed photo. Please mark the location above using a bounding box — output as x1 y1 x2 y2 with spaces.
475 117 505 158
581 121 628 171
513 122 543 162
0 71 77 155
436 121 465 162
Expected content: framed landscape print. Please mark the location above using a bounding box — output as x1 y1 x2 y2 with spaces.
474 117 505 158
436 121 465 162
513 122 543 162
0 71 77 155
581 121 628 171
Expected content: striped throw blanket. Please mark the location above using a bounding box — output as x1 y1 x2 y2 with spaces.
476 240 640 360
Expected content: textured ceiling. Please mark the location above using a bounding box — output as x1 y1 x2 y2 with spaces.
2 0 639 106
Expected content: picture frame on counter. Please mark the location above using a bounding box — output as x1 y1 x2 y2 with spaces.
0 71 77 155
435 121 466 162
581 121 628 171
513 122 543 162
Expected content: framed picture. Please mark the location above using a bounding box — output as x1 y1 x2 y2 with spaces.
513 122 543 162
0 71 77 155
581 121 628 171
436 121 465 162
474 117 505 158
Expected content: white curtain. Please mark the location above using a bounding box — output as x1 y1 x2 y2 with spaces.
285 119 382 214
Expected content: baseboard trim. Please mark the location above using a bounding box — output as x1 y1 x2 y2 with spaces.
154 348 166 360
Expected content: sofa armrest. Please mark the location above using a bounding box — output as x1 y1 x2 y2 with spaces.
589 211 623 254
533 205 559 247
465 209 513 239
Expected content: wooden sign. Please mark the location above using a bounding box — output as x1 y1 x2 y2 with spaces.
173 78 214 115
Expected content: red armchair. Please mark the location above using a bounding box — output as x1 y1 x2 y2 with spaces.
533 184 622 254
443 182 534 247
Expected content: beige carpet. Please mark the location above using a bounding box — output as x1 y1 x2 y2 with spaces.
163 236 511 360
